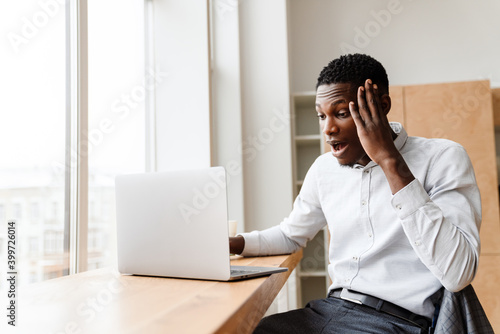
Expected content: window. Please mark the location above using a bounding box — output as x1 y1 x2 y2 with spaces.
0 1 67 285
44 231 63 255
51 201 59 220
29 237 39 254
1 0 148 283
30 202 40 222
44 271 60 280
44 231 55 255
87 0 145 268
0 0 66 284
13 203 23 220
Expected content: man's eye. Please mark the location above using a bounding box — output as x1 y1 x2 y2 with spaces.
317 114 326 120
338 111 349 118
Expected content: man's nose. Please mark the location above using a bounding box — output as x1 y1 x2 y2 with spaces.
322 118 339 136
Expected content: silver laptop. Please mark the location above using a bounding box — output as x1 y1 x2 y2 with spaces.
115 166 287 281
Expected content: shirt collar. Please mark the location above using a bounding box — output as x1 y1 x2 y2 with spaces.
390 122 408 152
356 122 408 170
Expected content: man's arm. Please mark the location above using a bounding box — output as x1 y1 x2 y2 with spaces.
229 225 305 256
392 146 481 292
228 161 327 257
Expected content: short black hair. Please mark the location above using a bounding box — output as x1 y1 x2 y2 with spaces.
316 54 389 94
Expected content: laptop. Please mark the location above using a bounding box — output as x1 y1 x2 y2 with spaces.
115 166 288 281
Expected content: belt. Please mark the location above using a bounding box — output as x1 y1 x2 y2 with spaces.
329 288 432 330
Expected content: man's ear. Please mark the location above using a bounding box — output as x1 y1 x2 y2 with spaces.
380 94 391 115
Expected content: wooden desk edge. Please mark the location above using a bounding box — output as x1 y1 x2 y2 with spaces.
216 250 303 334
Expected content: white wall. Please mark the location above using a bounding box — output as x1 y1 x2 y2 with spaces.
239 0 293 231
211 0 246 231
150 0 294 234
153 0 211 171
288 0 500 92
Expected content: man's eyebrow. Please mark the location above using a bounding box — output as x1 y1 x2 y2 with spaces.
315 99 347 108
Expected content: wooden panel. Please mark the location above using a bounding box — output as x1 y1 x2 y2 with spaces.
492 88 500 126
404 80 500 254
473 254 500 332
388 85 405 126
404 80 500 332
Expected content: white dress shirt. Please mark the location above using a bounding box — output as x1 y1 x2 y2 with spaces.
240 123 481 318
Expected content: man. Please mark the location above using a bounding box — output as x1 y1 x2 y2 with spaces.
229 54 481 333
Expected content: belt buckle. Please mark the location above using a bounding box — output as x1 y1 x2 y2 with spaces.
339 289 363 305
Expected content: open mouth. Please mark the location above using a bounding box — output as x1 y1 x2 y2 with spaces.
327 140 348 157
327 140 347 151
332 142 347 151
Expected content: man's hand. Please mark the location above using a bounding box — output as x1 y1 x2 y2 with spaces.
349 79 397 165
349 79 415 194
229 236 245 255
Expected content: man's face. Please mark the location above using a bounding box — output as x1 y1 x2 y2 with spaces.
315 83 370 167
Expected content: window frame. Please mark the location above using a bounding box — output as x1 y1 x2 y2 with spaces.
62 0 211 276
64 0 88 275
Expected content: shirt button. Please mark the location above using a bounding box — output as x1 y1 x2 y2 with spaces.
368 234 372 238
364 170 369 174
415 241 421 246
361 200 367 206
352 256 358 261
396 204 402 210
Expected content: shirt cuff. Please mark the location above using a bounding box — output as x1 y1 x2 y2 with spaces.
391 179 430 219
238 231 260 256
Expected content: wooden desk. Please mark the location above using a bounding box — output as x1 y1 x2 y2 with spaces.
17 251 302 334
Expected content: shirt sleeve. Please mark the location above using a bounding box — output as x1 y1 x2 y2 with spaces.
240 158 327 257
391 144 481 292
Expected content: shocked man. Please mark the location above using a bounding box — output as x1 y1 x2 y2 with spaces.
229 54 481 334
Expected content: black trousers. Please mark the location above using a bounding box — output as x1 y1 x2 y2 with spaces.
253 297 426 334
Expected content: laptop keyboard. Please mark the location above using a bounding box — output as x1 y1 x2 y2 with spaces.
230 268 261 277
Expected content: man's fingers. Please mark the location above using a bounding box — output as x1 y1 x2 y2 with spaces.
349 101 365 128
364 79 382 120
371 83 385 121
356 85 372 123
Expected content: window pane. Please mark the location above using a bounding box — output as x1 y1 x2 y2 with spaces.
87 0 145 269
0 1 67 286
